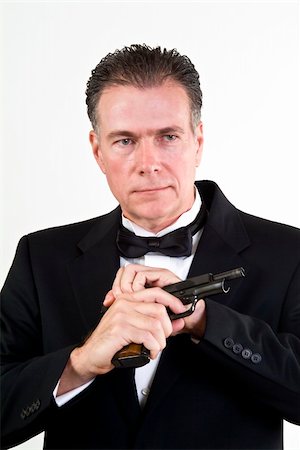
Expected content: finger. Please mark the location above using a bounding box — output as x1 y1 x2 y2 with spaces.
115 264 181 293
171 317 185 334
101 300 169 358
134 313 169 353
118 264 152 294
103 290 115 307
180 299 206 338
144 270 181 288
109 297 173 340
122 287 186 316
111 267 126 296
135 301 173 338
119 327 163 360
132 270 181 291
131 272 151 291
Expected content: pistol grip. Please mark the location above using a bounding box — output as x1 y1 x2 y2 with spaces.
112 343 150 368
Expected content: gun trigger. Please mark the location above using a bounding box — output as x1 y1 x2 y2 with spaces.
169 297 199 320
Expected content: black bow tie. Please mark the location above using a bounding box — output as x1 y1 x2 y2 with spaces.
116 206 207 258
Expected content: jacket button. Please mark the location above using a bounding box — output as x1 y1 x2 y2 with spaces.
251 353 262 364
224 337 234 348
232 343 243 354
242 348 252 359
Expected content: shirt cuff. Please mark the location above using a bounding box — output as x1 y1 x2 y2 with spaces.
53 379 95 407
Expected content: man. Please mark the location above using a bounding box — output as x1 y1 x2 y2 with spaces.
1 44 299 450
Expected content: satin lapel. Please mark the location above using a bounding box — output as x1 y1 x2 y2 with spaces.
188 180 251 297
67 208 121 335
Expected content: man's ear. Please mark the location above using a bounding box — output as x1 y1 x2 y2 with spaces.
194 121 204 167
89 130 106 174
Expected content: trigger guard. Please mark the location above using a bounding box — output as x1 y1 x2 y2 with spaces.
169 297 198 320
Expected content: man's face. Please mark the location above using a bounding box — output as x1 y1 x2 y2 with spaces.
90 81 203 233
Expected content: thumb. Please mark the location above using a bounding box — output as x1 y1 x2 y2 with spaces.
103 290 115 307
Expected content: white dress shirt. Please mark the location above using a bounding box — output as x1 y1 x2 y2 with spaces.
55 188 202 407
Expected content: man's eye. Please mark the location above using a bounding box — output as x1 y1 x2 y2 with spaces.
163 135 177 141
118 138 133 146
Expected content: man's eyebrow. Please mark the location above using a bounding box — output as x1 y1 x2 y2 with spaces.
106 126 185 140
107 130 137 140
155 126 185 135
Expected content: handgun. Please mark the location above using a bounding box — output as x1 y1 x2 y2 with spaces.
108 267 245 368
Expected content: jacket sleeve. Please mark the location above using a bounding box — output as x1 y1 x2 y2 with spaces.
0 236 76 448
200 262 300 425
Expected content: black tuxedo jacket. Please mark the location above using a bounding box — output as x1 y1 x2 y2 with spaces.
1 181 300 449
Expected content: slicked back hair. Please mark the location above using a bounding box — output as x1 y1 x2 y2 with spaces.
86 44 202 132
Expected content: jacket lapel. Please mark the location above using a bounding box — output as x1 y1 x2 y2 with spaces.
189 180 250 280
67 207 121 335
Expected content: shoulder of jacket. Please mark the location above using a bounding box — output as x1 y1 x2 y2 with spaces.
24 207 120 244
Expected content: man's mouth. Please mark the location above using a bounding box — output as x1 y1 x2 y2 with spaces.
134 186 169 194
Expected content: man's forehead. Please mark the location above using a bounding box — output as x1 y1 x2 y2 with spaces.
97 81 191 122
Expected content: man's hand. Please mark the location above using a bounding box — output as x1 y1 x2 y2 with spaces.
57 265 206 396
57 266 186 395
104 264 182 304
104 264 206 340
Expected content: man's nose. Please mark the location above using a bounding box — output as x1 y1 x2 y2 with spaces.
135 139 161 175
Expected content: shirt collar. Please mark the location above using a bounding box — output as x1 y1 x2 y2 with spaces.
122 187 201 238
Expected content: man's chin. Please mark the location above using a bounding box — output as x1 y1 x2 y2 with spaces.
129 207 178 231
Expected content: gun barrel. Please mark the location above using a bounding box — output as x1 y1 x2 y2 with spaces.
213 267 245 282
192 279 229 298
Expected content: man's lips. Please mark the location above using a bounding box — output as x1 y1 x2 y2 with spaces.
133 186 170 193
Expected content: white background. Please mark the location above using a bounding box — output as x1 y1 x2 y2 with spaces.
0 1 299 449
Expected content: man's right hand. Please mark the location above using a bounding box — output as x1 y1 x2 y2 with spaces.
57 266 186 395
